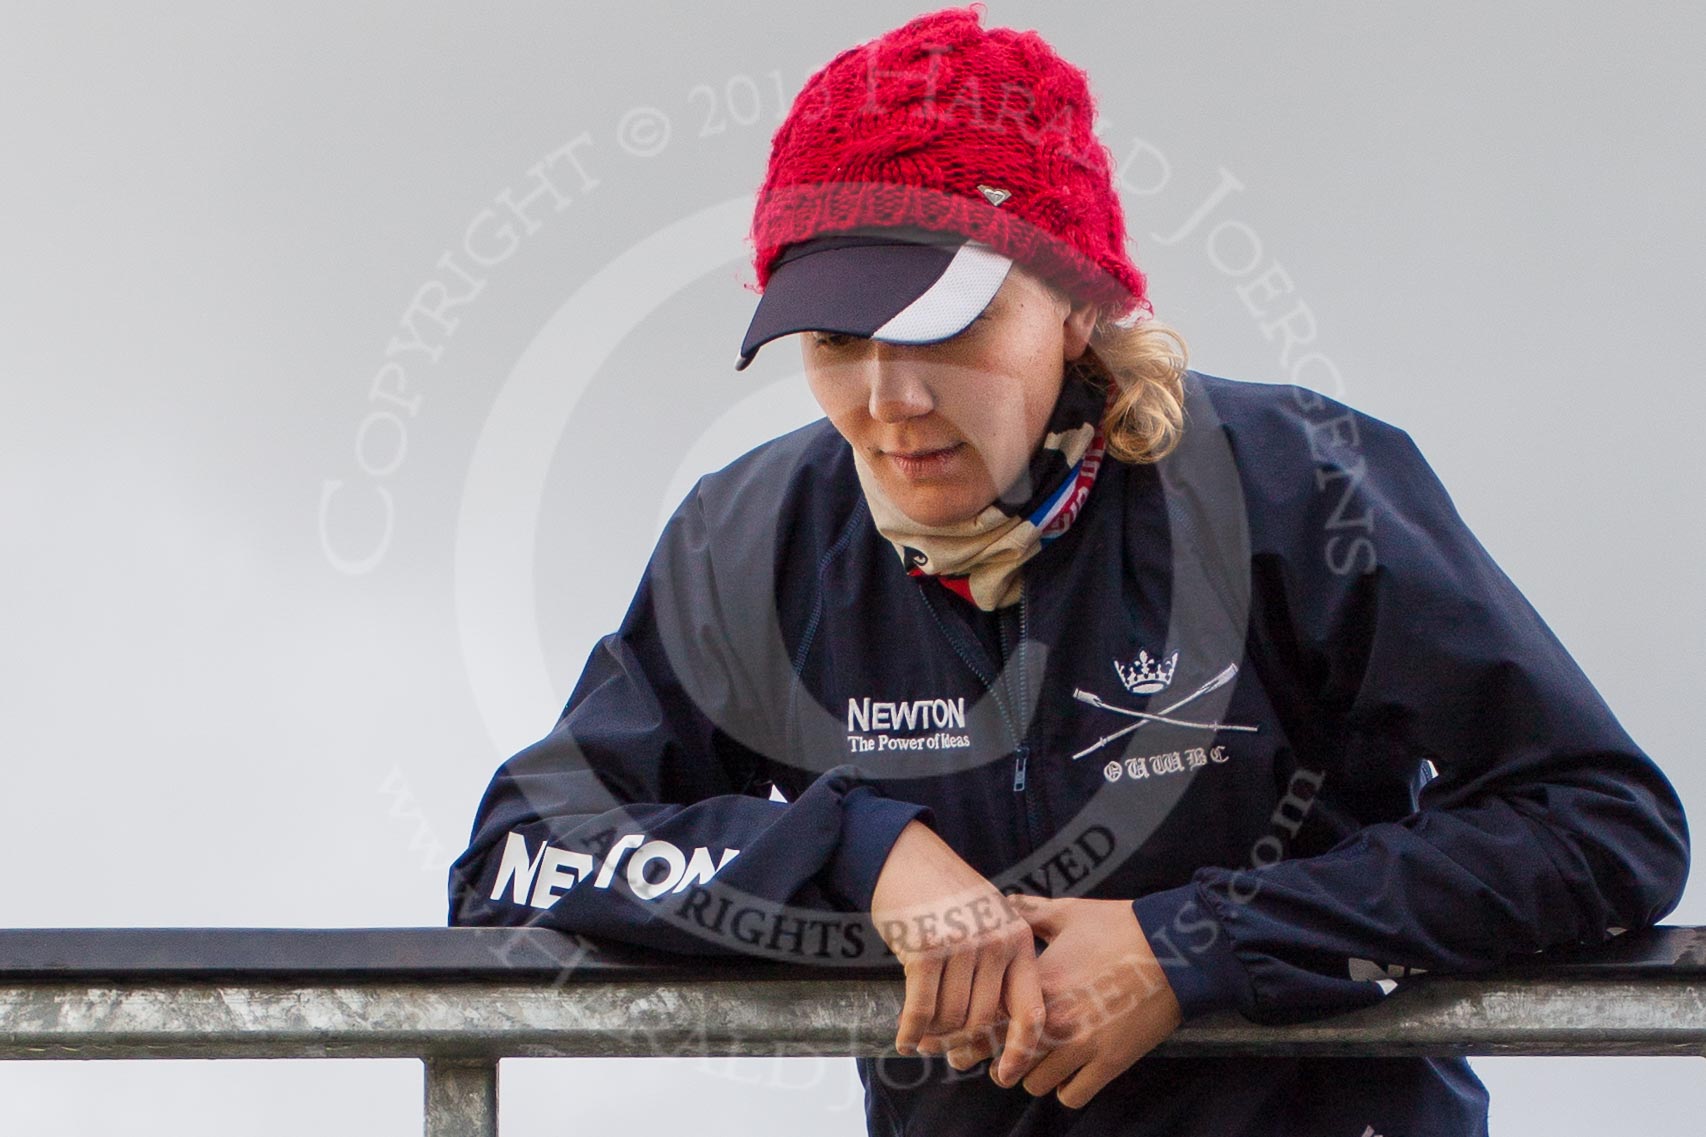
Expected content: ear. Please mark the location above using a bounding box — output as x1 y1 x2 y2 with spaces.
1061 299 1098 362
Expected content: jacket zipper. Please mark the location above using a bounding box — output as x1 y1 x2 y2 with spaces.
992 582 1040 854
1001 589 1028 792
910 576 1039 853
1009 582 1042 851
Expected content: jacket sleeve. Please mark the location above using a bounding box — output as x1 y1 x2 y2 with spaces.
1132 385 1690 1023
447 480 931 956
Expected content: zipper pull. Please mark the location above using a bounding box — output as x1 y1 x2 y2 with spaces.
1013 745 1029 792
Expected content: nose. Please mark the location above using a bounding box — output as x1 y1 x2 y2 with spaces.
864 344 936 424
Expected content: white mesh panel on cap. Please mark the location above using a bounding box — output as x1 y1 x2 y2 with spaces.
872 242 1013 343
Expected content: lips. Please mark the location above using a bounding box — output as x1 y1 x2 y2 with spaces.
882 441 966 479
888 445 959 459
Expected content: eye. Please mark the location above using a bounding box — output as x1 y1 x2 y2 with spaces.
811 332 859 348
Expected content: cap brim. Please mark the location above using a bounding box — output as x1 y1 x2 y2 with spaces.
735 231 1013 371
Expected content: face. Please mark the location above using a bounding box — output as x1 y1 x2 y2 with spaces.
801 263 1099 527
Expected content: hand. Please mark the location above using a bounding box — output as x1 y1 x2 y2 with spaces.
869 821 1047 1070
991 895 1183 1109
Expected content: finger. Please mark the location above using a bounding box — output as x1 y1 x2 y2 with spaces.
936 1001 1010 1061
1020 1038 1087 1099
1054 1054 1122 1111
960 948 1006 1037
993 949 1048 1087
926 949 976 1040
945 1028 996 1072
934 929 1018 1048
930 1009 1002 1055
894 953 943 1056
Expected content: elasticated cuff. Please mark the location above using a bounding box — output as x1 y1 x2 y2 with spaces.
1132 883 1251 1021
823 787 935 911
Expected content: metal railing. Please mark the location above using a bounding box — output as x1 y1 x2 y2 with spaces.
3 926 1703 1135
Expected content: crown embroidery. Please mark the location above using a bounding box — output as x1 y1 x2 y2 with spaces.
977 184 1012 207
1115 649 1179 695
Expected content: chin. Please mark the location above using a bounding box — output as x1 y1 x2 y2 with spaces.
892 493 988 529
870 466 999 527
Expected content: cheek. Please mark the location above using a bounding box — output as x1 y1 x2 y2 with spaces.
963 354 1043 446
806 370 858 423
808 382 870 446
1009 339 1066 441
957 348 1061 483
951 396 1015 452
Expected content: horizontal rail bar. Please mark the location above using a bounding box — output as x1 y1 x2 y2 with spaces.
3 973 1704 1061
3 928 1703 1063
3 926 1701 981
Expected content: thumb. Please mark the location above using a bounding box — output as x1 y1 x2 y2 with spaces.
1007 893 1063 939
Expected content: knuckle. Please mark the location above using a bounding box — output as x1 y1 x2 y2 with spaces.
959 1023 988 1044
934 1008 968 1033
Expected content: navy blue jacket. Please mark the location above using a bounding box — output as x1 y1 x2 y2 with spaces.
449 371 1689 1136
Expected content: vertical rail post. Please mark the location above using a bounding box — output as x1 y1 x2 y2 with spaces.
424 1058 498 1137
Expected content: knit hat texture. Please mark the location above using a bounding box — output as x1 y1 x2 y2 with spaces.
748 4 1148 321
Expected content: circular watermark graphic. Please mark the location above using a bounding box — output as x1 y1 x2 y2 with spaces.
445 176 1258 958
343 51 1376 1108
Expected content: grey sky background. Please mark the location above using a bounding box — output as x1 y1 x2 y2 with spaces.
2 2 1703 1133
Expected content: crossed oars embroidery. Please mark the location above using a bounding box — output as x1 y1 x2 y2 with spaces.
1070 662 1258 760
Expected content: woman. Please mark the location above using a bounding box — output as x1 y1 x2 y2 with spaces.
450 7 1688 1134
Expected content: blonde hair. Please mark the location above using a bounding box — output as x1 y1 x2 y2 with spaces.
1027 265 1188 465
1074 313 1189 465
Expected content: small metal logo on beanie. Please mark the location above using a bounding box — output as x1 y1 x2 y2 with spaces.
977 184 1012 207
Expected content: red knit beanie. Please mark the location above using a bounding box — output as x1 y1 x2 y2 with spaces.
748 4 1148 322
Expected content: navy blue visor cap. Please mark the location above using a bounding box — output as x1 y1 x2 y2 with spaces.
735 227 1014 371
